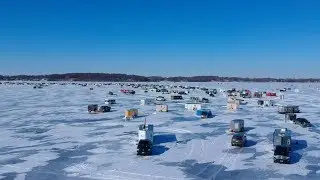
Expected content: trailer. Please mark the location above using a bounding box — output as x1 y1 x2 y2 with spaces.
273 128 291 150
185 103 202 111
230 119 245 133
156 104 168 112
138 124 154 144
278 105 300 114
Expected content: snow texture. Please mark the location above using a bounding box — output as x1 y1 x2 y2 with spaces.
0 82 320 180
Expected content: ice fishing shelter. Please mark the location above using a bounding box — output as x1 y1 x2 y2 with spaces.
196 109 213 118
88 104 98 113
278 105 300 114
156 104 168 112
185 103 202 111
230 119 245 133
138 124 154 144
273 128 291 150
141 98 155 106
125 109 138 120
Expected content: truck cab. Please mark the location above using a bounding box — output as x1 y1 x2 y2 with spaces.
274 146 290 164
231 133 247 147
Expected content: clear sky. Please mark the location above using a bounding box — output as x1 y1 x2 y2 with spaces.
1 0 320 78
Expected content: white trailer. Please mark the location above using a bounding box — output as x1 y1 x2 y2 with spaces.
138 124 154 144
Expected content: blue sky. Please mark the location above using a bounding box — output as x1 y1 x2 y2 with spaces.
1 0 320 78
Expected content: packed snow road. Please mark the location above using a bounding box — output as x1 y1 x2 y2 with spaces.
0 82 320 180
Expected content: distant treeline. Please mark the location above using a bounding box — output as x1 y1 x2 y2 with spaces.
0 73 319 82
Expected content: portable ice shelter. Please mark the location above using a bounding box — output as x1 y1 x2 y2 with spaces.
230 119 245 133
125 109 138 120
141 98 155 106
156 104 168 112
98 105 111 113
196 109 213 118
185 103 202 111
138 123 154 144
278 105 300 114
88 104 99 113
273 128 291 150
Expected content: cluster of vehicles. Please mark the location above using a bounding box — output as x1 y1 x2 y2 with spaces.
81 83 314 165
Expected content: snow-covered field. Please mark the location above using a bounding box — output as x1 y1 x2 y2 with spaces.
1 82 320 180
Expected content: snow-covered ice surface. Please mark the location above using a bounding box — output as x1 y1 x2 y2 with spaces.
1 82 320 180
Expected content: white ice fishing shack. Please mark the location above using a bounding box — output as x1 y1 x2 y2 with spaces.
185 103 202 111
141 98 155 106
156 104 168 112
138 123 154 144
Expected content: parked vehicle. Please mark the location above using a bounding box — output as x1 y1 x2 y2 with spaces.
201 98 210 103
274 145 290 164
171 95 183 100
141 98 155 106
137 140 152 156
88 104 99 113
285 113 297 121
196 109 213 118
231 133 247 147
98 105 111 113
156 96 166 102
105 99 116 105
293 118 312 128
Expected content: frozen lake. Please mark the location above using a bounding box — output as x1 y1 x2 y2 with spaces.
0 82 320 180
